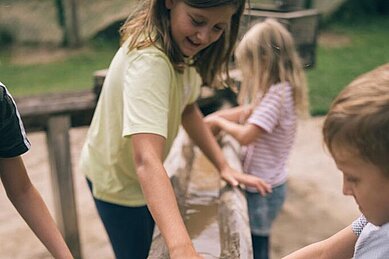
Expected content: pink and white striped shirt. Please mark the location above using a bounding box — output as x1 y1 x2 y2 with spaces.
241 82 296 191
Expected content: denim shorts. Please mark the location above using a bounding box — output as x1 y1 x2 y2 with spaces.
246 183 286 236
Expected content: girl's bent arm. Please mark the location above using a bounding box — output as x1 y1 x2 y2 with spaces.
182 104 271 196
0 157 73 259
209 116 264 146
282 225 357 259
207 105 252 123
131 133 201 259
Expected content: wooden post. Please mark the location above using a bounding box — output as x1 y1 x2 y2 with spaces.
46 115 82 259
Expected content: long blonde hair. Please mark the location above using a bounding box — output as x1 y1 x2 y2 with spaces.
235 18 309 118
119 0 246 87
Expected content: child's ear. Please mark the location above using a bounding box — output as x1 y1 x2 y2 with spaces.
165 0 175 9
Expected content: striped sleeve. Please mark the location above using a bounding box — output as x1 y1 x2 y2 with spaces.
0 82 30 158
248 84 283 133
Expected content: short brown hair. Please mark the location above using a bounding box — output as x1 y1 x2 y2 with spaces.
323 63 389 175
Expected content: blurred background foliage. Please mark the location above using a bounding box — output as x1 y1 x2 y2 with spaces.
0 0 388 115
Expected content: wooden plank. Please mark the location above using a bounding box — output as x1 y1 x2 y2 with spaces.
15 90 96 132
46 115 82 259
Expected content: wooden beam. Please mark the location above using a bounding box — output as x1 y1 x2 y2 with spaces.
15 90 96 132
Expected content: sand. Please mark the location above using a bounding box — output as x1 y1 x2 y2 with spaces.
0 116 360 259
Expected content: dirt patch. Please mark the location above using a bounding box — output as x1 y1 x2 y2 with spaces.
9 45 91 65
0 117 360 258
318 31 352 48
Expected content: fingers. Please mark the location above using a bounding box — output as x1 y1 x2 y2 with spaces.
220 168 273 196
204 116 221 136
222 173 239 187
233 173 272 196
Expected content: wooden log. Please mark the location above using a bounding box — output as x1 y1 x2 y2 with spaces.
148 130 252 259
46 115 82 259
218 135 253 259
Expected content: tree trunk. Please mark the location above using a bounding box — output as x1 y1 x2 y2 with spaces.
55 0 81 47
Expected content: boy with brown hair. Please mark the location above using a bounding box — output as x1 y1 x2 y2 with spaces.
283 63 389 258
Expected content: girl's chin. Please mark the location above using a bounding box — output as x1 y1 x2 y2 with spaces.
181 49 197 58
180 43 201 57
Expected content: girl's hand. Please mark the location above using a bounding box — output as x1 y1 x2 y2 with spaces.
220 166 272 196
204 114 221 136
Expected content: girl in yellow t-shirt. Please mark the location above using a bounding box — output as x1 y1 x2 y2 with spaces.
79 1 271 258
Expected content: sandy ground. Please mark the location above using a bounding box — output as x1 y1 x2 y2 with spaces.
0 116 360 259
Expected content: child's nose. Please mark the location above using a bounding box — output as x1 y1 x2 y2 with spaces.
342 179 353 196
196 27 211 45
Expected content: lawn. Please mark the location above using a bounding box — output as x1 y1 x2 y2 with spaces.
0 41 119 96
307 16 389 115
1 16 388 115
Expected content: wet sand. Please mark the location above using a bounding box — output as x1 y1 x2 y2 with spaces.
0 117 360 258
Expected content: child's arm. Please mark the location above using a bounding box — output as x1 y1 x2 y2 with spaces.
0 156 73 259
206 105 253 123
205 114 264 146
182 103 271 196
131 133 202 259
282 225 357 259
204 105 252 136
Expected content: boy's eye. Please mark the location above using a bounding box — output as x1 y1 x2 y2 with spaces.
346 176 359 183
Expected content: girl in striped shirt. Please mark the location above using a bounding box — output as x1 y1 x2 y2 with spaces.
205 18 309 259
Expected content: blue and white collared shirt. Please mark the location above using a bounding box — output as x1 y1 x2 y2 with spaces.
352 215 389 258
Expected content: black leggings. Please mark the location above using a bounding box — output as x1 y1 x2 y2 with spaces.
252 234 269 259
87 178 155 259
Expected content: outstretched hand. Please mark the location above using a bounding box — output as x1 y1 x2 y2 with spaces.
220 166 272 196
204 114 222 136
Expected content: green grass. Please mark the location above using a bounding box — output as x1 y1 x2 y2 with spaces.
1 16 388 114
0 41 118 96
306 16 389 115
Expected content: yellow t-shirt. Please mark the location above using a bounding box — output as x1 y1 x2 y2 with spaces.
79 42 201 206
